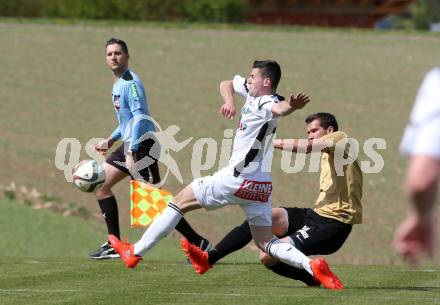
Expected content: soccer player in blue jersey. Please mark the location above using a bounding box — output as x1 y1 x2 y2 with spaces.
90 38 210 259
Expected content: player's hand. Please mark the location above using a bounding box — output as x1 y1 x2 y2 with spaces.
393 213 435 265
288 92 310 110
94 140 109 155
220 103 236 120
94 138 114 155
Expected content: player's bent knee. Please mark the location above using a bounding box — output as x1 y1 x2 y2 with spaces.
177 201 202 214
249 225 274 252
95 186 113 199
173 185 199 210
271 208 289 236
95 179 115 197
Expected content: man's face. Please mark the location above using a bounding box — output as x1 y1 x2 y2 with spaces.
306 119 333 140
247 68 270 97
106 43 129 73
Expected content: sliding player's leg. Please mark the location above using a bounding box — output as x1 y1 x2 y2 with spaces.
250 214 343 290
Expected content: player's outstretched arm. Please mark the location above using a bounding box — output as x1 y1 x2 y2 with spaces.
273 138 330 154
273 139 306 153
219 80 236 120
271 92 310 117
394 155 439 264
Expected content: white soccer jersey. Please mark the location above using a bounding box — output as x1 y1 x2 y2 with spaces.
190 75 282 226
228 75 281 178
400 68 440 159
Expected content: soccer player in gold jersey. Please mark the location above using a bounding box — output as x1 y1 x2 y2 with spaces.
183 112 362 287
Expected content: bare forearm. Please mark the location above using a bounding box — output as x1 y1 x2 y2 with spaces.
219 80 237 119
273 139 310 152
220 80 235 105
409 184 437 217
107 136 116 147
405 155 440 217
271 92 310 117
272 101 294 117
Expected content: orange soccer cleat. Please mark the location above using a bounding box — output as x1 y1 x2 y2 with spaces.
180 238 212 274
108 234 142 269
310 258 344 290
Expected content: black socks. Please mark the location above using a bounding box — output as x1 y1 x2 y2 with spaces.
208 220 253 265
175 217 209 247
269 262 318 286
98 196 120 239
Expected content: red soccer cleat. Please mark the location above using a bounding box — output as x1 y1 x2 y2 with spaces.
108 234 142 269
180 238 212 274
310 258 344 290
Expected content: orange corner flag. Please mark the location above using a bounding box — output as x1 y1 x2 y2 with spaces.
130 180 173 227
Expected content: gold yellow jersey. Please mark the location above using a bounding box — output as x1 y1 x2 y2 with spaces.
313 131 363 224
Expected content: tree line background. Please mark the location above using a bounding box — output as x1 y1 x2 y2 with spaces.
0 0 438 29
392 0 440 30
0 0 247 23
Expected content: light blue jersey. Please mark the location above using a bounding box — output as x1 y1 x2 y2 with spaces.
110 69 155 152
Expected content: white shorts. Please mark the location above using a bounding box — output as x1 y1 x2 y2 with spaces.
191 168 272 226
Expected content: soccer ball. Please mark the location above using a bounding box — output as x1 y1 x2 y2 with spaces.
72 160 106 193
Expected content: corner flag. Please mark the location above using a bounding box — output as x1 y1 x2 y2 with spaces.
130 180 173 227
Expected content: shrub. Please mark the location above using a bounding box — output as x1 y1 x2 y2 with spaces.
0 0 249 23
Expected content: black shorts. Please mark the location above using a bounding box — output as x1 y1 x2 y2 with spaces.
106 138 161 184
279 207 352 256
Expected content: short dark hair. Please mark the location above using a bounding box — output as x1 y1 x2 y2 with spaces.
305 112 338 131
105 37 129 55
252 60 281 90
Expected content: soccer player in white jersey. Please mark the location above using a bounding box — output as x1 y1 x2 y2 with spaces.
109 60 343 289
395 67 440 264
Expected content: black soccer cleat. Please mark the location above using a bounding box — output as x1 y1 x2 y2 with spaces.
89 242 120 259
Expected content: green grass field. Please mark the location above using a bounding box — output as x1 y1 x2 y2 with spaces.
1 198 439 305
2 259 439 305
0 18 440 301
2 19 439 264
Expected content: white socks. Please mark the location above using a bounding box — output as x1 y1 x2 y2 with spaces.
134 202 183 256
265 238 313 275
